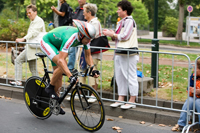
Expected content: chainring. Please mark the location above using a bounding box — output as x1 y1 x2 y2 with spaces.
49 98 60 115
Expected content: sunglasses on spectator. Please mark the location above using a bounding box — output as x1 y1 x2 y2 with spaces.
26 12 32 15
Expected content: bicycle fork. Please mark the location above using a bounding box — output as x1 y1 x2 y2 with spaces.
76 83 91 110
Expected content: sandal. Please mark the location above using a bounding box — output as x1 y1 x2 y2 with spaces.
9 81 22 86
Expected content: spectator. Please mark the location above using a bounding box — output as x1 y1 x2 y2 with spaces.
103 1 139 109
48 21 55 30
72 0 87 21
67 0 87 73
172 60 200 132
10 4 46 86
76 3 102 103
51 0 71 26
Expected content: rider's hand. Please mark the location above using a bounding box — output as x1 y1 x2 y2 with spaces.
92 70 100 78
69 76 78 84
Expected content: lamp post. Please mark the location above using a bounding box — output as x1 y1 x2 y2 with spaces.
151 0 159 88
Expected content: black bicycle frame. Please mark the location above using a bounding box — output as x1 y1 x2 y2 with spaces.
34 56 90 110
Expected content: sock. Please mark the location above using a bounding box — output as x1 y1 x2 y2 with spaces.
45 84 55 93
49 84 55 90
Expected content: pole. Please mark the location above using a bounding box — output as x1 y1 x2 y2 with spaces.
187 13 190 45
199 23 200 44
151 0 159 88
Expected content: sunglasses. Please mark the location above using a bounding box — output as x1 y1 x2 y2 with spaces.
26 12 32 15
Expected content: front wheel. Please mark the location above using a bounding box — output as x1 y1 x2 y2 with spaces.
23 76 52 120
70 84 105 131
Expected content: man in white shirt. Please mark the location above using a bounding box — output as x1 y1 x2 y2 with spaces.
10 4 46 86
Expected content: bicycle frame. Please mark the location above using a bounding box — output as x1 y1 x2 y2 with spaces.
35 55 91 110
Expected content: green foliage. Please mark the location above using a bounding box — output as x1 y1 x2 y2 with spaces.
24 0 57 21
142 0 178 30
0 8 29 42
0 0 5 13
89 0 121 27
0 7 16 20
161 17 178 37
131 0 150 26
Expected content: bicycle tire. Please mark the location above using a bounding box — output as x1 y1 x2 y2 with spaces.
70 84 105 131
23 76 52 120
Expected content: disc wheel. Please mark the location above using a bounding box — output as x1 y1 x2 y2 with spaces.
70 84 105 131
23 76 52 119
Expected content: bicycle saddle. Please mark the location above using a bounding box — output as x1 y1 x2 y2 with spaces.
35 53 47 58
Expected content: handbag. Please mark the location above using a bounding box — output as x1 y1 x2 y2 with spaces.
11 47 25 65
79 49 87 71
90 36 110 54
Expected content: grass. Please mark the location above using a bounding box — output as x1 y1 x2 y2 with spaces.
107 37 200 48
0 49 198 102
138 38 200 48
137 63 189 101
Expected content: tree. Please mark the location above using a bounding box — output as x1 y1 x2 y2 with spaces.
24 0 58 21
89 0 120 28
131 0 150 28
0 0 5 13
175 0 184 40
89 0 149 28
142 0 178 31
2 0 25 20
175 0 200 40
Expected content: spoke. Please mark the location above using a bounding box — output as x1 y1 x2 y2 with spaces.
88 110 98 125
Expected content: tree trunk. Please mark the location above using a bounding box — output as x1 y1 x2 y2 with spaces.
104 7 106 28
17 6 20 21
31 0 36 5
175 2 184 40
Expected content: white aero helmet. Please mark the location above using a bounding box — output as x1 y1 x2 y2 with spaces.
73 19 96 39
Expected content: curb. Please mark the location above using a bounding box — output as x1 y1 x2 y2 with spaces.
0 84 183 125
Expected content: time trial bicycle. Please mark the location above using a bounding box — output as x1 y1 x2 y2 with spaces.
23 52 105 132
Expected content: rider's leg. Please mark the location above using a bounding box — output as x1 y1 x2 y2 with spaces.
52 66 63 95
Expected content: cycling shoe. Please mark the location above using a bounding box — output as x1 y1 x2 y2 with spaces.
59 108 65 115
45 85 59 100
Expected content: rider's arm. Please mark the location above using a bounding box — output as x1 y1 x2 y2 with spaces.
55 51 72 78
84 49 95 69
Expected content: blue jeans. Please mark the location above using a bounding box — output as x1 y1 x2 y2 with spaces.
67 47 76 71
178 97 200 126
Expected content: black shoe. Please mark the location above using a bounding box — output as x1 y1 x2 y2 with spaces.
59 108 65 115
178 125 183 132
45 85 59 100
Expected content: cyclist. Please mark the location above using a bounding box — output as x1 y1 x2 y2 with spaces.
40 19 100 115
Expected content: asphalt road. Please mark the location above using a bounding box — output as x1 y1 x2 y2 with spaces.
0 98 177 133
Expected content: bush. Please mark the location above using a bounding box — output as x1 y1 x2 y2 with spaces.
0 8 29 45
161 17 178 37
0 18 29 41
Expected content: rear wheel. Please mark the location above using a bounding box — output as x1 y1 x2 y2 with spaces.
70 84 105 131
23 76 52 119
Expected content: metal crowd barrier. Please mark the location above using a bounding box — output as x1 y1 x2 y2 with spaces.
0 40 197 128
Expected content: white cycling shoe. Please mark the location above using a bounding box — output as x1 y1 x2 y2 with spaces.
9 81 22 86
66 95 79 101
88 96 97 103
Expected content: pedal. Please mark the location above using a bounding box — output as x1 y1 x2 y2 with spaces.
32 100 38 105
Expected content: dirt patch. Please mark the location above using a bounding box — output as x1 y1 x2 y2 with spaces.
102 53 193 68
